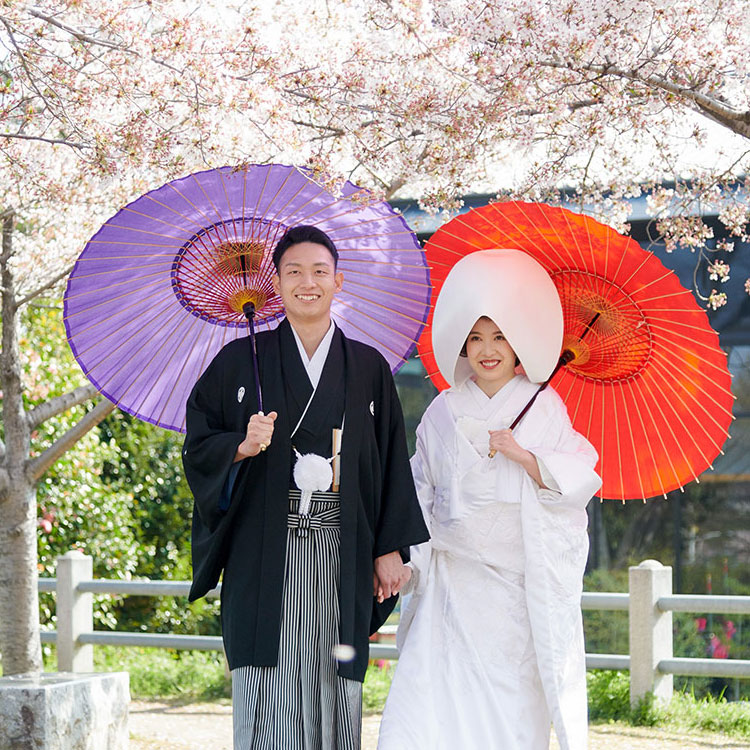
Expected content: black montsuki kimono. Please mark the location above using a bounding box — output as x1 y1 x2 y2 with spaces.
183 319 429 682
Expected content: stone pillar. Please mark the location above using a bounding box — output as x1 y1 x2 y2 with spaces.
57 550 93 673
0 671 129 750
629 559 673 706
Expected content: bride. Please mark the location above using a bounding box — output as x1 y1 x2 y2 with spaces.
377 250 602 750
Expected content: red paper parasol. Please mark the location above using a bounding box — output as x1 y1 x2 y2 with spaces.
418 202 734 501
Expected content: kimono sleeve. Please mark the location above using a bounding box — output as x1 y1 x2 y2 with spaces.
402 420 436 596
372 367 430 559
182 356 247 533
526 388 602 510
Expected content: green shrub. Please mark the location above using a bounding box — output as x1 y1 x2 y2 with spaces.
662 690 750 736
587 670 750 738
363 661 396 714
40 645 228 700
587 670 631 721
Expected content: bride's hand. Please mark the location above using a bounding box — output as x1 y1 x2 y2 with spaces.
488 428 530 464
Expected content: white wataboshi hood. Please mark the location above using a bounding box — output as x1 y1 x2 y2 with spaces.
431 248 564 386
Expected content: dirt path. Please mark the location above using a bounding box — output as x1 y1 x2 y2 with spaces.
129 700 750 749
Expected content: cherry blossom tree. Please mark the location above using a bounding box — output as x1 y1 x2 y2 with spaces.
5 2 750 286
0 1 284 675
3 0 750 676
269 0 750 305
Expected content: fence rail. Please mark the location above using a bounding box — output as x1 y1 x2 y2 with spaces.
581 592 629 611
43 552 750 706
659 594 750 615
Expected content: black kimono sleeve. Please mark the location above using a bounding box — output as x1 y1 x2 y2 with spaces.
182 347 257 601
372 361 430 559
182 355 247 533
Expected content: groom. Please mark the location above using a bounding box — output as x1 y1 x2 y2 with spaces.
183 225 428 748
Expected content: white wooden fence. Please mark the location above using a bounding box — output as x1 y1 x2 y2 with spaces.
41 552 750 706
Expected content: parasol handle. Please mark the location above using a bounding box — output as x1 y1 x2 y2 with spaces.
488 313 601 458
243 301 264 415
488 349 574 458
509 310 600 431
508 349 575 431
489 311 601 457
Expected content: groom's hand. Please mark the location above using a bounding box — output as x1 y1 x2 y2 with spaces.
373 551 412 603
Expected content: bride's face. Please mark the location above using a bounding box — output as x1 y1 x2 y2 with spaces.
464 316 517 395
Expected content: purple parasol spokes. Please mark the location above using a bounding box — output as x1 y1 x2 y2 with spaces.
64 164 430 432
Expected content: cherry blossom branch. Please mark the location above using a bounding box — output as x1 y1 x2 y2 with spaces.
0 132 88 150
24 8 130 52
0 17 49 107
290 121 345 138
1 17 89 143
23 7 194 76
384 177 407 199
26 384 98 431
282 87 387 118
26 398 115 483
543 59 750 138
14 265 74 309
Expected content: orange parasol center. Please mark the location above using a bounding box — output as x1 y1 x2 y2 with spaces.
554 270 652 382
171 217 285 325
227 288 268 315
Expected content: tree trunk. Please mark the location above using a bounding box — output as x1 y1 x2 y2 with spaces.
0 212 116 675
0 483 42 674
0 210 42 674
587 499 611 571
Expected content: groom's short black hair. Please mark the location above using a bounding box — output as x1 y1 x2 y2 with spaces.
272 225 339 271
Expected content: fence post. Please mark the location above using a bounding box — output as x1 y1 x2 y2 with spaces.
57 550 94 672
629 559 673 706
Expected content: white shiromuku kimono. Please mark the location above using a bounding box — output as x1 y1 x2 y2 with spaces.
377 374 601 750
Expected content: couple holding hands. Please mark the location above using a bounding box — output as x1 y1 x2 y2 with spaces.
183 225 601 750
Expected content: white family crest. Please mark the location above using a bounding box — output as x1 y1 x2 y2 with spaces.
237 386 245 403
369 401 375 416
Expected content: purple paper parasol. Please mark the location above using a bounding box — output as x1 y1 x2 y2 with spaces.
64 164 430 432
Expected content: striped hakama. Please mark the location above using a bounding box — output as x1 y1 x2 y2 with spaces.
232 490 362 750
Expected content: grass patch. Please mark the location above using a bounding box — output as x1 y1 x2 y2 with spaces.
660 691 750 736
588 670 750 738
42 644 230 701
363 661 396 714
98 647 230 701
38 644 391 708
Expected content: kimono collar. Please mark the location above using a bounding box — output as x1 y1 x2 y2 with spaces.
449 375 537 424
289 319 336 389
279 321 346 447
465 375 523 406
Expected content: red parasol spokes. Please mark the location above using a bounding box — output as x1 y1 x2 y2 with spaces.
418 201 734 501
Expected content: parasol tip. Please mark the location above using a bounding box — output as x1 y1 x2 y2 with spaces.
243 301 256 321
